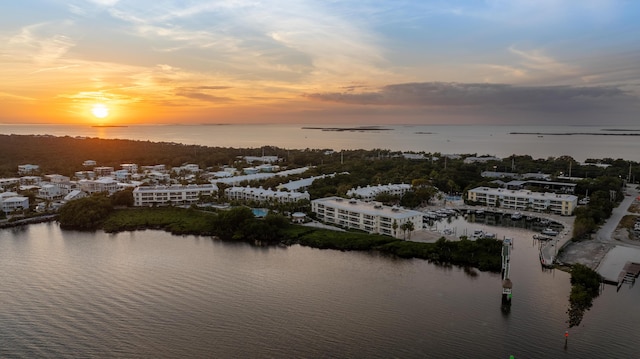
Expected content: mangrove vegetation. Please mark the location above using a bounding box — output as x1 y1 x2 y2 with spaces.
566 263 603 328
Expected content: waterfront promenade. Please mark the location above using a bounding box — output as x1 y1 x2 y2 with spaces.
593 184 640 282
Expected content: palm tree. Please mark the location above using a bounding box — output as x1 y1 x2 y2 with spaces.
406 220 415 239
400 221 415 240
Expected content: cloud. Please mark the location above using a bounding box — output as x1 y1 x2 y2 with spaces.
88 0 120 6
192 86 232 90
509 47 578 77
29 64 80 74
6 22 76 65
306 82 638 113
103 1 389 84
175 88 232 103
0 92 36 101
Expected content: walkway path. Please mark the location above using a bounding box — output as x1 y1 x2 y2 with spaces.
558 184 640 273
595 184 639 242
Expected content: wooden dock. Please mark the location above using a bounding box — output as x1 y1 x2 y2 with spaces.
501 238 513 311
617 261 640 290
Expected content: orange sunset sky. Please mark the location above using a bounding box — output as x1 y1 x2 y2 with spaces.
1 1 639 125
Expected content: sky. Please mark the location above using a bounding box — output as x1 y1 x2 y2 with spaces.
1 0 639 125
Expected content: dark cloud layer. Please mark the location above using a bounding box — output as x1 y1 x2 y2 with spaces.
192 86 232 90
306 82 638 113
175 86 232 102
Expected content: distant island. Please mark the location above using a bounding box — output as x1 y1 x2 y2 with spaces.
510 132 640 136
302 126 392 132
601 128 640 132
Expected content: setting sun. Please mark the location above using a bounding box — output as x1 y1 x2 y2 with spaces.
91 104 109 119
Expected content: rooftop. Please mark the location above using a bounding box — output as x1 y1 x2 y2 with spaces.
313 196 422 219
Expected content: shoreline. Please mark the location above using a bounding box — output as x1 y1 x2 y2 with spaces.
510 132 640 136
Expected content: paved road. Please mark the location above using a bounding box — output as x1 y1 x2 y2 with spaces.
595 184 638 242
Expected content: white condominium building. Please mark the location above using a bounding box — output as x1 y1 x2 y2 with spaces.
18 164 39 175
121 164 138 173
0 192 29 214
78 178 119 194
225 186 310 204
311 196 423 239
172 164 200 174
463 156 501 164
0 178 20 189
467 187 578 215
38 184 67 200
141 165 167 173
94 166 114 177
243 155 280 164
346 183 411 202
75 171 96 180
133 184 218 207
44 174 71 183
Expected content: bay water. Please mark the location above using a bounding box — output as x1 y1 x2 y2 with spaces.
1 222 638 358
1 123 639 357
1 123 639 162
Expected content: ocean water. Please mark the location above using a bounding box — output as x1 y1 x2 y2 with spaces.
0 223 638 358
1 123 639 162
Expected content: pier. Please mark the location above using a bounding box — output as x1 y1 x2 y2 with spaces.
616 261 640 290
501 238 513 311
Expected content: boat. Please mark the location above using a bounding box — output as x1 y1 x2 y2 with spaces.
510 212 523 220
541 228 559 236
443 208 457 216
471 229 485 239
423 211 438 220
533 234 553 241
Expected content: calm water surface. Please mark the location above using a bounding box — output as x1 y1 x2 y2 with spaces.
1 223 638 358
2 124 640 162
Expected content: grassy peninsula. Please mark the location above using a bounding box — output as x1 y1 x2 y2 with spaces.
58 197 503 272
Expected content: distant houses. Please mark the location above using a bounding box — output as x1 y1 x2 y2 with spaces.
0 159 320 214
346 183 411 202
277 173 342 192
243 155 280 164
463 156 501 164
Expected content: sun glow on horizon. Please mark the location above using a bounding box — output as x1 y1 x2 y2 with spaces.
91 104 109 119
